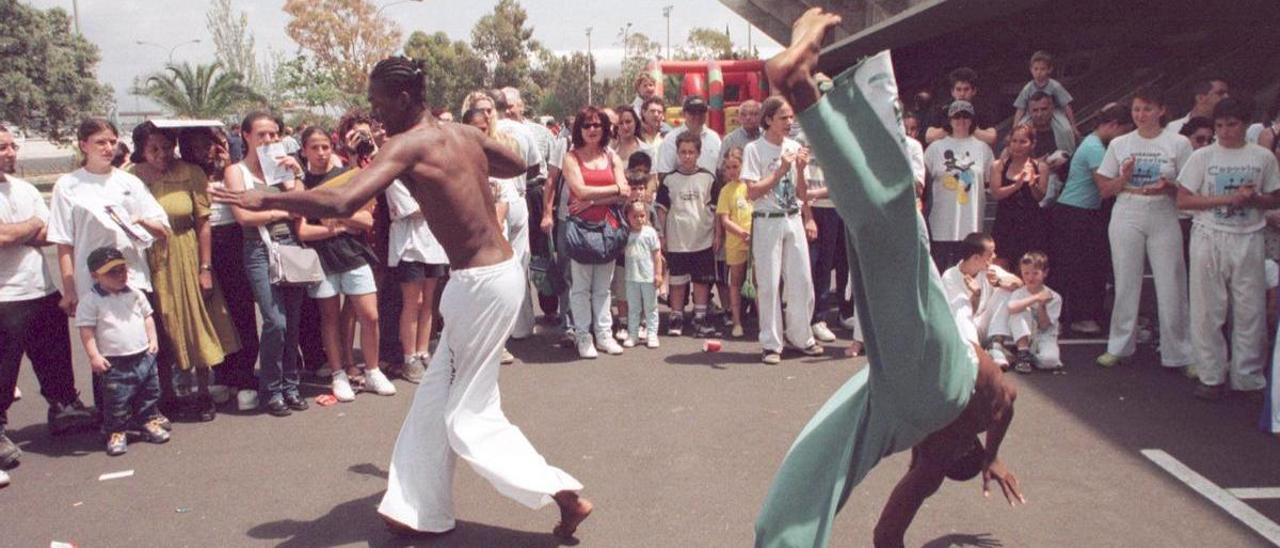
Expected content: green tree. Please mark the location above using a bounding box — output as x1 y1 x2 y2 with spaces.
676 27 757 61
282 0 401 104
403 31 487 114
268 54 350 115
133 62 264 119
534 51 594 120
0 2 112 141
471 0 539 89
206 0 261 88
607 31 663 106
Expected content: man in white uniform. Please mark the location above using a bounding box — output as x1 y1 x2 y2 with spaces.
940 233 1021 367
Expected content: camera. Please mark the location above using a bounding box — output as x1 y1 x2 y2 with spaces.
352 132 376 157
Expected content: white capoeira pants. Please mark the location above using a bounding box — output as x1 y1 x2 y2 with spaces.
752 213 816 352
1009 309 1062 368
1189 226 1267 390
378 257 582 532
505 194 536 339
975 289 1013 343
1105 194 1193 366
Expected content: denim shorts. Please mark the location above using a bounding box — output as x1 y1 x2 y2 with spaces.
392 261 450 283
309 263 377 299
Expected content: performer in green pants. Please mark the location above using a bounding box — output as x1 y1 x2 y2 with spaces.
755 9 1025 548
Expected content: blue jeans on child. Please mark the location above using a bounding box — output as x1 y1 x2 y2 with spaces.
99 351 161 433
243 237 304 402
626 281 658 341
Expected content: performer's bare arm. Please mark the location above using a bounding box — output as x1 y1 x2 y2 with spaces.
873 459 946 548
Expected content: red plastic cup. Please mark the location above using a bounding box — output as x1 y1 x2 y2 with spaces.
703 340 722 352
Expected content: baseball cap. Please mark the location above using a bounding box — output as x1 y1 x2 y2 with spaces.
87 246 126 275
947 100 975 118
682 95 708 113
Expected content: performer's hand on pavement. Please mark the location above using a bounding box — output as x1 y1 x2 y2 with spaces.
209 186 268 211
982 458 1025 506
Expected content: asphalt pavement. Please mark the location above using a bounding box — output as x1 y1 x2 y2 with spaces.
2 316 1278 547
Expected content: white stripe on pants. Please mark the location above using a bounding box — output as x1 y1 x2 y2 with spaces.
506 196 536 338
1189 226 1267 390
752 214 815 352
1009 310 1061 368
378 257 582 532
1105 195 1193 366
570 259 614 338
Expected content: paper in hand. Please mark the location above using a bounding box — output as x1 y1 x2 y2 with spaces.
256 143 295 187
104 204 155 248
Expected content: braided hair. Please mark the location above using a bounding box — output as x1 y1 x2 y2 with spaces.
370 56 427 104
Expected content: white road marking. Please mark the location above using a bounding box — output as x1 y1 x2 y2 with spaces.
1142 449 1280 545
1230 488 1280 500
97 469 134 481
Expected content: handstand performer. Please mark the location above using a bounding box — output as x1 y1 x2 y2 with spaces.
212 57 599 539
755 9 1024 547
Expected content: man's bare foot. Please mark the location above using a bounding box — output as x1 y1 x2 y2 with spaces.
765 8 843 112
380 513 453 537
552 490 593 539
845 341 864 357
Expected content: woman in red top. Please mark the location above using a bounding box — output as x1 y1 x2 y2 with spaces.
561 107 630 359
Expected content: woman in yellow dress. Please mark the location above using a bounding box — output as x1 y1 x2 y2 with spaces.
130 123 240 421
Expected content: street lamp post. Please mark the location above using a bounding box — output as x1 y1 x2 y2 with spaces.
663 5 673 59
586 27 594 106
375 0 424 18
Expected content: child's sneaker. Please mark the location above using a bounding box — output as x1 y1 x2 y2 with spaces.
811 322 837 343
667 314 684 336
1095 352 1125 368
646 334 660 349
141 417 170 444
988 340 1010 370
731 324 745 338
365 368 397 396
332 370 357 402
106 432 128 456
638 325 648 340
401 355 426 384
615 325 629 341
1013 349 1036 374
695 318 718 338
622 337 637 348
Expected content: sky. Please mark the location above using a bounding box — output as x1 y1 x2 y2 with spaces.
26 0 781 112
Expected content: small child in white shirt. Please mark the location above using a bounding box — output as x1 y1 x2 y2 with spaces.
623 201 664 349
1007 251 1063 373
75 247 169 456
1013 50 1077 133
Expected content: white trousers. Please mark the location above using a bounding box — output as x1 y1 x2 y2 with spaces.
506 196 535 338
378 258 582 532
1009 309 1062 368
1189 226 1267 390
569 259 615 338
1105 195 1193 366
752 214 815 352
975 289 1013 342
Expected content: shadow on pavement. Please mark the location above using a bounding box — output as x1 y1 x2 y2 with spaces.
247 490 573 548
921 532 1003 547
8 422 99 459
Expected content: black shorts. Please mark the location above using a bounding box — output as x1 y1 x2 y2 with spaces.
393 261 449 283
666 248 717 284
714 259 728 284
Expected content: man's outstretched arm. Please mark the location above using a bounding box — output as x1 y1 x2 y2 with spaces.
873 460 946 548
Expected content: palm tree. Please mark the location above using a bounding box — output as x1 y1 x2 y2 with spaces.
133 61 264 118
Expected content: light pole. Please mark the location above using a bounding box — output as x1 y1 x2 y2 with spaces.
622 22 632 63
662 5 673 59
135 39 202 65
586 27 594 106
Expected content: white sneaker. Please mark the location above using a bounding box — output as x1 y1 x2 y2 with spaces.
576 334 598 359
622 337 637 348
331 371 357 402
615 327 630 341
501 348 515 365
236 389 259 411
638 326 648 340
364 368 397 396
597 335 624 355
646 334 660 349
841 315 857 330
12 387 20 401
208 384 232 405
0 469 9 488
811 322 837 343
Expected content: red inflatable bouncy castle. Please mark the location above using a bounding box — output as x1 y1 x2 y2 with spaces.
646 59 768 135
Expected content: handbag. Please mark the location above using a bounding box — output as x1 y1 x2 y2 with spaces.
563 207 629 265
258 225 324 286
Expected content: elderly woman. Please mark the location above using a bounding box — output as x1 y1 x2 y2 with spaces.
130 123 239 421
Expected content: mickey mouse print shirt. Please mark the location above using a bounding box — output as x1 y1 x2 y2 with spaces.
924 135 994 242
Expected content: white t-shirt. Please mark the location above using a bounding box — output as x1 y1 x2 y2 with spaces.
46 168 169 297
1098 130 1193 190
624 225 661 282
1178 143 1280 233
657 125 722 174
386 180 448 266
75 285 153 357
0 175 56 301
497 118 544 180
907 137 927 189
924 136 994 241
742 137 803 213
1009 285 1062 334
656 168 718 252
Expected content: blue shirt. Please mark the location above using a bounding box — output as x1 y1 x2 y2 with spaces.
1057 134 1106 210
